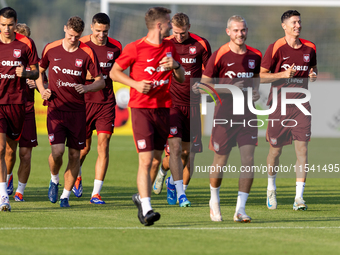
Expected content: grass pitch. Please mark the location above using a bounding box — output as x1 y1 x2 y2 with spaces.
0 135 339 255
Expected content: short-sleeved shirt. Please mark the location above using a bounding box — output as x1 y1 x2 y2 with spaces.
115 37 180 109
166 32 211 106
40 39 101 111
261 37 317 106
203 43 262 119
80 35 122 105
0 33 39 104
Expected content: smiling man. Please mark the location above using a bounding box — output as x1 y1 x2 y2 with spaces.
260 10 317 211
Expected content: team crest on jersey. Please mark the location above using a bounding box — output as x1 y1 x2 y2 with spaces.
248 59 255 69
48 134 55 143
75 59 83 67
303 54 310 62
166 52 172 57
189 46 196 55
270 138 277 146
213 142 219 152
13 49 21 58
107 51 114 60
137 139 146 150
170 127 178 135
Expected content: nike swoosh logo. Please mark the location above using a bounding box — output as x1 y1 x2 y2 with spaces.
283 57 290 60
227 63 235 66
267 198 272 207
31 139 36 142
79 142 84 145
54 58 61 61
147 58 154 62
251 136 257 139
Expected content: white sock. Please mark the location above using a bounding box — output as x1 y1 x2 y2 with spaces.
174 180 185 199
169 175 174 185
78 166 82 177
92 179 103 197
295 182 305 199
183 184 188 192
16 181 26 195
140 196 152 216
51 174 59 184
236 191 249 214
210 184 220 203
267 173 277 191
0 182 8 197
7 173 13 183
60 188 71 200
159 165 167 176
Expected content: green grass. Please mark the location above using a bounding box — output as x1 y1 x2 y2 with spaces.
0 135 340 255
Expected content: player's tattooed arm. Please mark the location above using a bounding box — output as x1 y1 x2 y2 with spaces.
35 65 52 100
159 56 185 83
16 63 39 80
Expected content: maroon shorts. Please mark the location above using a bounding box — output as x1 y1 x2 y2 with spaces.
131 108 169 153
0 104 25 141
209 118 258 155
19 107 38 148
266 104 311 147
86 102 115 138
47 107 86 150
168 104 202 153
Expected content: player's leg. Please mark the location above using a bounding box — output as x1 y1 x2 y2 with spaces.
48 143 65 203
152 144 169 195
5 138 17 195
0 132 10 211
266 144 282 210
209 152 229 222
90 132 111 204
182 141 191 190
14 147 33 201
59 147 80 207
293 140 308 211
234 145 255 223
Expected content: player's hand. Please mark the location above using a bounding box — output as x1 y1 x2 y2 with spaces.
27 79 37 89
41 88 51 100
159 56 178 71
252 89 260 102
309 68 317 82
74 84 87 94
283 63 296 78
233 80 244 90
192 82 201 94
15 63 26 78
136 80 152 94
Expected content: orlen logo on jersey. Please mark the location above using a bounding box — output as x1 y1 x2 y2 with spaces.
181 58 196 64
1 60 22 66
189 46 196 55
225 71 254 79
13 49 21 58
144 66 167 75
75 59 83 67
100 62 112 68
107 51 114 60
52 66 82 76
281 64 308 71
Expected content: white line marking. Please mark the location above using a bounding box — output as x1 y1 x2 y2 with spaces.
1 226 340 230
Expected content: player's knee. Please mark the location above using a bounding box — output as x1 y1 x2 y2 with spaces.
181 149 189 159
19 150 32 163
269 148 282 159
82 146 91 156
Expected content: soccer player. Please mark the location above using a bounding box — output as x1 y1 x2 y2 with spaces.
0 7 39 211
196 15 262 222
260 10 317 211
71 13 122 204
5 23 40 202
110 7 184 226
152 13 211 207
35 16 104 208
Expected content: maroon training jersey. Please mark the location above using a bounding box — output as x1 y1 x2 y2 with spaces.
115 37 180 109
204 43 262 119
40 39 101 111
166 32 211 106
80 35 122 105
261 37 317 106
0 33 39 104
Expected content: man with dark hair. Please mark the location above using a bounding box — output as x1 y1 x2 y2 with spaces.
261 10 317 211
152 13 211 208
35 16 105 208
72 13 122 204
0 7 39 211
110 7 185 226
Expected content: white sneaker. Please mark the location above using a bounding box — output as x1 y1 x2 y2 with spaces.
0 195 11 212
209 200 222 222
153 168 167 195
293 197 308 211
233 211 251 223
267 190 277 210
